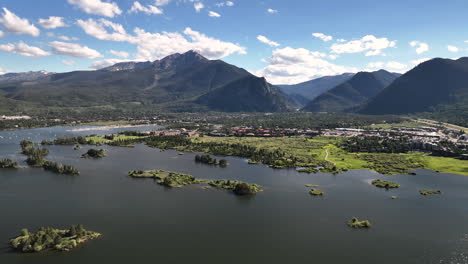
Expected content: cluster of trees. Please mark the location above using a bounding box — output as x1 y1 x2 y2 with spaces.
42 136 89 145
42 161 79 175
341 136 411 153
20 140 79 174
145 136 299 168
81 149 106 158
10 225 100 253
207 180 262 195
0 158 19 169
21 140 49 167
431 139 468 158
195 154 228 167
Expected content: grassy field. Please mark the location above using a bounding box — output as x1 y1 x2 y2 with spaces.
85 135 146 145
195 136 468 176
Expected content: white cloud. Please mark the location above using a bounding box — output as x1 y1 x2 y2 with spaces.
194 2 204 12
409 41 429 54
330 35 396 56
255 47 357 85
386 61 407 70
154 0 170 6
0 31 3 38
76 18 132 42
68 0 122 18
410 57 431 65
208 11 221 17
38 16 67 29
267 8 278 14
129 1 163 15
367 60 408 73
58 35 79 41
336 39 346 43
448 45 459 52
90 58 136 69
312 33 332 42
0 67 8 75
465 40 468 43
216 1 234 7
257 35 280 47
367 62 384 68
0 8 40 37
0 42 50 57
49 41 102 59
62 59 76 66
109 49 129 58
76 18 246 60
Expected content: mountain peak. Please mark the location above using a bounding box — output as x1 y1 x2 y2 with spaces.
153 50 208 70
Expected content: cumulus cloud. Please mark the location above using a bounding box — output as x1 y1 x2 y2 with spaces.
62 59 76 66
330 35 396 56
255 47 357 85
194 2 204 12
312 33 332 42
0 67 8 75
216 1 234 7
367 60 408 72
409 41 429 54
257 35 280 47
90 58 136 69
0 8 40 36
109 49 129 58
76 18 246 60
76 18 132 42
129 1 163 15
411 57 431 65
49 41 102 59
0 41 50 57
267 8 278 14
447 45 459 52
38 16 67 29
58 35 79 41
68 0 122 18
208 11 221 17
154 0 171 6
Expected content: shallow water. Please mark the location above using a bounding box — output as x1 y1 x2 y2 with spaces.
1 126 468 264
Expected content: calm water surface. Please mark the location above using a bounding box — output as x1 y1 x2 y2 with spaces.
1 126 468 264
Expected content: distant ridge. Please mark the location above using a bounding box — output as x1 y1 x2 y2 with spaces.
360 57 468 115
0 50 291 112
302 70 400 112
278 73 355 102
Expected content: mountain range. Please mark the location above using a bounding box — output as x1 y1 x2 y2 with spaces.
302 70 401 112
0 51 291 112
0 53 467 123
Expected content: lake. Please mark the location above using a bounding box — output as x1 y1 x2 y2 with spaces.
1 126 468 264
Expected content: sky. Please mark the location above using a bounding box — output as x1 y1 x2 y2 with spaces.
0 0 467 85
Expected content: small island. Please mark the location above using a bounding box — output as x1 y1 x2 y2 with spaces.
73 145 81 150
371 179 400 189
128 170 205 187
419 190 442 196
309 188 325 196
208 180 263 195
10 225 100 253
81 149 106 159
347 217 371 229
43 161 80 175
0 158 19 169
195 154 228 167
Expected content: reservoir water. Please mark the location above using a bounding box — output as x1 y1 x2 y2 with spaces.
1 126 468 264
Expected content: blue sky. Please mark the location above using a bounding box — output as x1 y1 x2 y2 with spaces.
0 0 467 84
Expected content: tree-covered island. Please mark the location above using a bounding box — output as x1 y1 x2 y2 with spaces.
10 225 100 253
